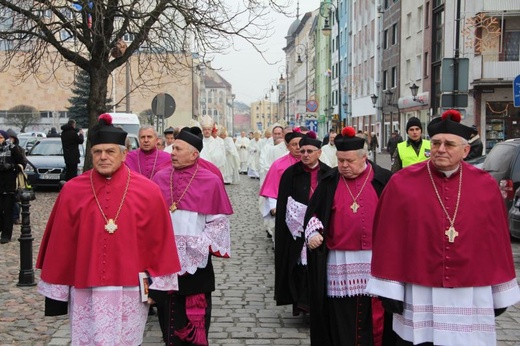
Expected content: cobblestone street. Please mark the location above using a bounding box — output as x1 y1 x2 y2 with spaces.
0 152 519 345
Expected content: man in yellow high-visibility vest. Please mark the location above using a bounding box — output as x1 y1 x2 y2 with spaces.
391 117 430 172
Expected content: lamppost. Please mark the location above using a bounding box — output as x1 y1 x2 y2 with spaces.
295 43 309 126
410 83 425 104
278 65 289 123
321 1 345 126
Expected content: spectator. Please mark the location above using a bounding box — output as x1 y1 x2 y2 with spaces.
60 119 84 181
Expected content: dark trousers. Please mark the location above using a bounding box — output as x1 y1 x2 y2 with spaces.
65 163 78 181
0 193 15 240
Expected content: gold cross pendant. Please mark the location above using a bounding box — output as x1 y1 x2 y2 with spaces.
445 226 459 243
170 202 177 212
105 219 118 234
350 201 359 213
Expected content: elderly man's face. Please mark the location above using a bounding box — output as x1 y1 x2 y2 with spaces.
139 128 158 152
91 143 127 177
337 150 367 179
300 145 321 168
171 139 198 169
430 134 470 171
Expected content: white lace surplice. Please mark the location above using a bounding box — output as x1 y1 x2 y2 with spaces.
327 250 372 297
171 209 231 275
366 277 520 346
286 196 308 264
38 282 144 345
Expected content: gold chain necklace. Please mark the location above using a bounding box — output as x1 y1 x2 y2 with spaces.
427 161 463 243
341 164 372 213
169 164 199 212
137 148 159 178
90 167 131 234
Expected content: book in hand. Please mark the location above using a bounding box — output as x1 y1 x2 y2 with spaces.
139 272 150 302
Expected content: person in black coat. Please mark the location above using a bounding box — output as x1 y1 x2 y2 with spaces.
0 130 26 243
303 127 395 346
60 119 84 181
274 134 331 317
465 125 484 161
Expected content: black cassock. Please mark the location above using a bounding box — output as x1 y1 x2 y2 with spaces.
274 160 331 312
303 162 396 346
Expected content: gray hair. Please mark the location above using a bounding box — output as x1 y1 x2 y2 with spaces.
139 125 157 136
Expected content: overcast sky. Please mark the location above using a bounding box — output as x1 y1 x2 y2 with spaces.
212 0 320 105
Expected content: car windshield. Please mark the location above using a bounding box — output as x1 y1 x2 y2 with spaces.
29 141 63 156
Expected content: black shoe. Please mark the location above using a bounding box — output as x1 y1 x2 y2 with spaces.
0 238 10 244
266 230 272 239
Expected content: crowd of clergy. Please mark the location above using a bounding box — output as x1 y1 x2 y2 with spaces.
34 110 520 346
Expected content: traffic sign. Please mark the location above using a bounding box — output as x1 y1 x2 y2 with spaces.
306 100 318 113
151 93 176 119
440 58 469 93
441 93 468 108
514 74 520 107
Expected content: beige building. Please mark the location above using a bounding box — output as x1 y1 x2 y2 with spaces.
250 100 279 132
0 50 233 133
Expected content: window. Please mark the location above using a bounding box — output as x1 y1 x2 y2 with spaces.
418 6 424 31
383 29 388 49
406 13 412 38
123 33 135 42
60 29 73 41
423 52 429 77
500 31 520 61
416 55 422 80
425 2 430 27
392 24 398 45
383 70 388 90
405 59 411 82
391 67 397 87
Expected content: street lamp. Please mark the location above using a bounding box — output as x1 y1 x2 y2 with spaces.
370 94 378 108
320 1 344 126
295 43 309 108
410 83 425 103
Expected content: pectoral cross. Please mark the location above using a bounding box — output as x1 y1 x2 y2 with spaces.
170 202 177 212
105 219 118 234
350 201 360 213
445 226 458 243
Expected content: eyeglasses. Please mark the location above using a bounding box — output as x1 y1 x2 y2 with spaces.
299 149 319 154
430 139 465 149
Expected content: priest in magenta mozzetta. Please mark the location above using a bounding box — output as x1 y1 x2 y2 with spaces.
366 109 520 346
151 128 233 345
36 113 181 345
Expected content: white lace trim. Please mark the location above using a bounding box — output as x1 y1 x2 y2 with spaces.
326 250 373 297
206 215 231 257
305 216 323 241
286 196 307 239
37 280 69 301
149 273 179 291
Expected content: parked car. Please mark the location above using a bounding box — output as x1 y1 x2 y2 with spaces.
465 154 486 169
509 188 520 239
17 136 39 154
481 139 520 237
25 138 85 188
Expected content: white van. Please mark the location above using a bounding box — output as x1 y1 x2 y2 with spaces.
108 113 140 135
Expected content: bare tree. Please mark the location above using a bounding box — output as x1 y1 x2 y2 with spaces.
0 1 291 130
6 104 40 132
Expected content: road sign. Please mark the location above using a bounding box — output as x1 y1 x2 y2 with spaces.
151 93 176 119
441 58 469 93
306 100 318 113
514 74 520 107
441 93 468 108
305 119 318 132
